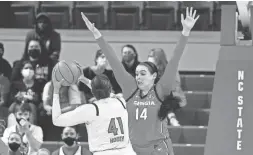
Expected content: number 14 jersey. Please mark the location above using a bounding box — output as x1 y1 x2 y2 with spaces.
126 87 170 148
86 97 133 153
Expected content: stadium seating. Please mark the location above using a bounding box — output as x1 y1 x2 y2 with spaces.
142 1 178 30
107 1 142 30
38 1 72 29
73 1 107 29
11 1 39 28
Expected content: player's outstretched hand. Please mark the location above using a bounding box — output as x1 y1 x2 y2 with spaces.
52 68 64 94
81 12 102 39
181 7 200 33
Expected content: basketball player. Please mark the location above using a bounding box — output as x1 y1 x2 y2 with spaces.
81 7 199 155
51 68 136 155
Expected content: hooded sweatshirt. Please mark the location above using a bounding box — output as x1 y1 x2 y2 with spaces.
25 12 61 58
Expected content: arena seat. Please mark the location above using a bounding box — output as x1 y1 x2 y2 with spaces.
180 75 214 91
174 144 205 155
142 1 178 30
108 1 142 30
176 109 209 126
184 91 212 109
11 1 38 28
73 1 107 29
38 1 73 29
178 1 214 31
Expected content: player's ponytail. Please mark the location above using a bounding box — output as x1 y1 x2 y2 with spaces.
158 92 181 121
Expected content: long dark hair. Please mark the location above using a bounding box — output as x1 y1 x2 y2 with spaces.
22 39 49 65
158 92 181 121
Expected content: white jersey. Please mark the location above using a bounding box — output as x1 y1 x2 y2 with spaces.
86 97 131 153
52 95 136 155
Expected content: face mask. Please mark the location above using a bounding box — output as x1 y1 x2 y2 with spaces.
63 137 76 146
21 69 34 79
123 53 135 63
28 49 40 59
16 118 30 126
8 142 20 152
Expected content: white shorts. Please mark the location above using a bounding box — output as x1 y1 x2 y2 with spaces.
93 143 136 155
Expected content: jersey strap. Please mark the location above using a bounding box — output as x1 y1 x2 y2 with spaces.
90 103 99 116
115 98 126 109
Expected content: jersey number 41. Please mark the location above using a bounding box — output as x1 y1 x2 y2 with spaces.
108 117 124 136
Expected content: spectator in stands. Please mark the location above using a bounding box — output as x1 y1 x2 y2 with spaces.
0 74 10 107
25 12 61 62
78 49 122 103
147 48 187 126
0 105 9 137
11 39 55 89
2 101 43 155
39 81 84 141
7 132 22 155
0 42 12 80
121 44 140 77
51 126 92 155
37 148 50 155
9 61 43 125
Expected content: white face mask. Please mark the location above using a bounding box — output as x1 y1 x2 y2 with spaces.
21 69 34 80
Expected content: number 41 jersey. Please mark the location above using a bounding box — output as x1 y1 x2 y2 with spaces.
85 97 132 153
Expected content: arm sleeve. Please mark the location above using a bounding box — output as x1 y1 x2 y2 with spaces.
157 34 188 97
52 94 97 126
96 37 136 98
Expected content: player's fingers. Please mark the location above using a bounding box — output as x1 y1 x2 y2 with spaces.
59 79 65 85
181 14 184 23
186 7 189 17
190 7 193 17
194 15 200 22
192 10 197 19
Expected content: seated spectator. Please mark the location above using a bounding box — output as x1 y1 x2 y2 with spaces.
25 12 61 62
0 104 9 137
1 102 43 155
4 132 23 155
147 48 187 126
39 81 85 141
0 74 10 107
121 44 140 77
37 148 50 155
9 60 43 125
0 42 12 80
78 49 122 103
11 39 55 89
52 126 92 155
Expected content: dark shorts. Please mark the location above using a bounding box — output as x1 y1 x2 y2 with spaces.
132 139 174 155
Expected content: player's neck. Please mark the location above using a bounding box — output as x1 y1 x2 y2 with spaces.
141 85 153 96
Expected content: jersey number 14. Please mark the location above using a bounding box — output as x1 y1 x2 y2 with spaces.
108 117 124 136
136 108 147 120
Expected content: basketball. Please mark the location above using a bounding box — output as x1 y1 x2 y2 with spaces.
53 60 82 86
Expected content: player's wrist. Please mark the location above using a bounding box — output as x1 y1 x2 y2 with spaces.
182 29 190 36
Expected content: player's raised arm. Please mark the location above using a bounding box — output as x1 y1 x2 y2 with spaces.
51 69 97 127
81 12 136 98
157 7 199 96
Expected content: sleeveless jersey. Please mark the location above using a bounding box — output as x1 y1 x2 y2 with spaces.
86 97 132 153
126 87 170 148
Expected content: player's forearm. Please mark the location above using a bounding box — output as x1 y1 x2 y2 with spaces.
96 37 136 96
158 32 189 95
52 94 85 126
25 131 41 151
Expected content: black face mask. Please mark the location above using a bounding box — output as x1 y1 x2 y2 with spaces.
63 137 76 146
28 49 40 59
16 118 30 126
8 142 20 152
